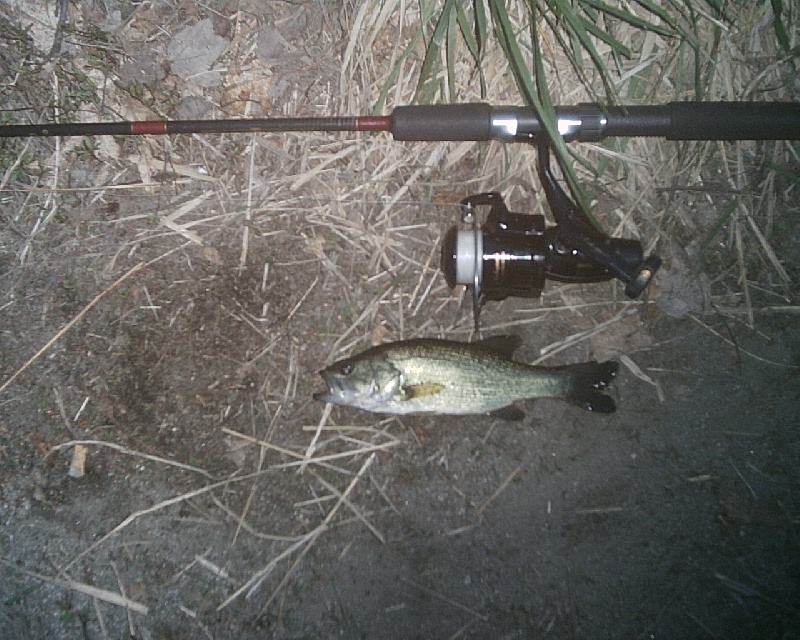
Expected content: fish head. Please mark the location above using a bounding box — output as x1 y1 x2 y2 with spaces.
314 351 402 412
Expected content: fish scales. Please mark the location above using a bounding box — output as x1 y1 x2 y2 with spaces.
384 339 566 414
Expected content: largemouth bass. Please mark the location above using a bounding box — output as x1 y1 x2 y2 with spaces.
314 335 619 420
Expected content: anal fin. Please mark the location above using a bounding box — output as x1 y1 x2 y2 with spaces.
489 405 525 421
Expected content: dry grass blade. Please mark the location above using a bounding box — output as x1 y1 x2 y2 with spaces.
310 470 385 543
210 496 304 543
272 441 398 470
254 453 377 617
286 276 319 322
715 572 798 613
688 314 799 369
0 138 32 192
463 299 647 334
448 616 480 640
535 307 636 363
194 555 232 581
301 402 332 473
92 597 109 640
575 506 626 515
474 465 523 518
0 558 148 615
619 355 664 402
221 426 362 476
0 1 796 637
0 262 145 396
49 440 215 479
215 532 317 610
400 577 488 622
159 193 215 245
62 469 275 573
238 134 257 274
716 306 800 316
110 560 135 636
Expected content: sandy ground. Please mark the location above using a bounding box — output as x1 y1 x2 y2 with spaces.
1 1 798 638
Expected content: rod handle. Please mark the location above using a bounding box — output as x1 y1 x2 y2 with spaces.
605 102 800 140
391 103 492 141
669 101 800 140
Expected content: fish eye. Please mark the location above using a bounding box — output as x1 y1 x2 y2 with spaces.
339 362 354 376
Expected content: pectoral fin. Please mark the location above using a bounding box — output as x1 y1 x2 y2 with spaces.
404 382 446 399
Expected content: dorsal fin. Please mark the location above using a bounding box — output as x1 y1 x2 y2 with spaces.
476 334 522 359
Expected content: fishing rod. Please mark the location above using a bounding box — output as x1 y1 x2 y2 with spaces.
2 101 799 142
3 101 799 329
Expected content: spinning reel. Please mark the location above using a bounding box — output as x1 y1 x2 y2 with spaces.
441 138 662 329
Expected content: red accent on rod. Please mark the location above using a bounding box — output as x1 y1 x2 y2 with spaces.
355 116 392 132
131 121 169 135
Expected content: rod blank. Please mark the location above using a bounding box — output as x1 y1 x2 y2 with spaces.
0 116 391 138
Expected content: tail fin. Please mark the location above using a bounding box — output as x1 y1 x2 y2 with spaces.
562 361 619 413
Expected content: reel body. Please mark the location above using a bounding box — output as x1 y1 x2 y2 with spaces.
441 192 648 301
440 140 661 329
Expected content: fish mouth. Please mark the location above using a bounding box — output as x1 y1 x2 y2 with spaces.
312 390 333 402
313 370 345 404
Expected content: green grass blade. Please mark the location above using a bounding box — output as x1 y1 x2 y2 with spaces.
454 1 481 66
538 9 602 102
415 0 456 102
577 14 633 60
488 0 537 104
486 0 594 213
544 0 615 101
582 0 676 38
446 3 457 100
373 23 427 112
455 1 487 97
528 2 593 215
765 159 800 187
633 0 690 35
769 0 791 52
473 0 489 59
